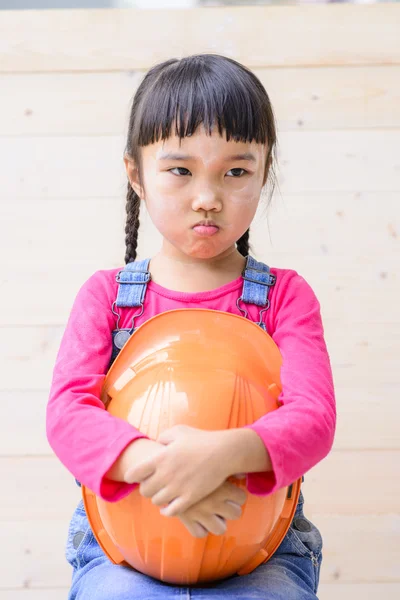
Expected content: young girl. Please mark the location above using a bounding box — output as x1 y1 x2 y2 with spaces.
47 54 336 600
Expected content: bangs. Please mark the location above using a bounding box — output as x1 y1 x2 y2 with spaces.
135 55 270 147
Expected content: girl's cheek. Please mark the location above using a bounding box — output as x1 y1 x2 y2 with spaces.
156 178 185 194
154 178 188 204
229 182 261 206
147 194 186 223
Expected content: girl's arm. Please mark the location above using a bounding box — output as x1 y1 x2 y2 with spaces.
46 270 150 502
105 437 164 482
241 270 336 495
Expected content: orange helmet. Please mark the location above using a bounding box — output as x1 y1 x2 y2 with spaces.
82 309 301 584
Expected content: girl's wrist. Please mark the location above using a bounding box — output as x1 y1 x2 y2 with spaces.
218 428 272 477
106 437 153 482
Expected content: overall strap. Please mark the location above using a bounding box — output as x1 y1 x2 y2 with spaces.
110 259 151 361
238 256 276 330
115 258 151 308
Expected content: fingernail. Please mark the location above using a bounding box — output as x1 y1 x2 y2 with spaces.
226 501 240 509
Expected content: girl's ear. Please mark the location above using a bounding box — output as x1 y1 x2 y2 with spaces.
124 154 144 199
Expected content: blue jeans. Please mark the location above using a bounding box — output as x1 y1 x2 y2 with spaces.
66 490 322 599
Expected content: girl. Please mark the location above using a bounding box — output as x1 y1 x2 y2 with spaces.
47 54 336 599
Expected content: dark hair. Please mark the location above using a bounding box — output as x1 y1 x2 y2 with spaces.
124 54 277 264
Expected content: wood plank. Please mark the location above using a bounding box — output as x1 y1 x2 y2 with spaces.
1 520 72 590
3 380 398 456
2 458 79 521
0 592 68 600
2 131 400 200
330 384 400 451
318 584 400 600
305 451 400 517
0 391 52 456
0 5 399 73
325 325 400 389
0 197 126 275
0 67 279 136
0 325 64 390
317 515 400 584
325 318 400 389
0 515 398 589
1 452 398 521
0 71 142 137
2 66 400 136
274 130 400 193
0 135 126 199
253 191 400 260
264 64 400 130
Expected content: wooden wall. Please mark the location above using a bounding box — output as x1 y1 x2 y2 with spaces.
0 3 399 598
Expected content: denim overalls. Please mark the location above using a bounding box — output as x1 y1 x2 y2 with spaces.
66 256 323 600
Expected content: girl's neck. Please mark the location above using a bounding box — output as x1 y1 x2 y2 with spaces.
149 246 246 294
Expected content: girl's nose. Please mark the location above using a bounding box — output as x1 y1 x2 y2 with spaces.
191 187 222 213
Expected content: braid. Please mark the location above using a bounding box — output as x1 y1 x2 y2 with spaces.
237 229 250 258
124 182 141 264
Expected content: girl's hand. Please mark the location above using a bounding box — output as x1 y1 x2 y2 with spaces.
176 479 248 538
124 425 237 516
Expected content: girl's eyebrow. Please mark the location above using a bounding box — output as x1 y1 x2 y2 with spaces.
158 151 257 162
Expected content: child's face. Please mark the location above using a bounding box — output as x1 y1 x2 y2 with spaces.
125 125 269 260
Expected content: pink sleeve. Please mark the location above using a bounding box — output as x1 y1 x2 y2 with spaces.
244 271 336 495
46 270 149 502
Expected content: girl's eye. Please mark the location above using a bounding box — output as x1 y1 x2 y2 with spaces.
169 167 191 176
168 167 247 177
227 168 247 177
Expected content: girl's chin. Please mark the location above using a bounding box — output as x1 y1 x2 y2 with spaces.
162 234 235 261
185 243 233 261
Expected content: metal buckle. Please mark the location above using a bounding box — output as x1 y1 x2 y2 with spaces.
111 301 122 330
241 272 276 287
257 300 271 328
237 297 271 328
236 297 249 320
243 262 270 274
111 300 145 332
115 270 151 284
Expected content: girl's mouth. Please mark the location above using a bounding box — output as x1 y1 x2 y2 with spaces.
192 222 220 237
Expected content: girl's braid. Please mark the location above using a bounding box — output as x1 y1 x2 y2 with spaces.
237 229 250 258
124 182 141 264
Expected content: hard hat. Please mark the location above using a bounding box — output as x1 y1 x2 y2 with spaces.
82 309 301 584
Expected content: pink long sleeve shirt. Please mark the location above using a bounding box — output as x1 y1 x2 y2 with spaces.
46 266 336 502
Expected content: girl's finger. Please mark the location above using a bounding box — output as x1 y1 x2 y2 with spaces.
225 485 247 506
223 501 243 519
139 478 164 499
178 515 208 538
232 488 247 506
125 461 155 484
200 514 227 536
160 495 190 517
157 430 176 445
160 498 180 516
151 489 175 507
207 500 241 521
